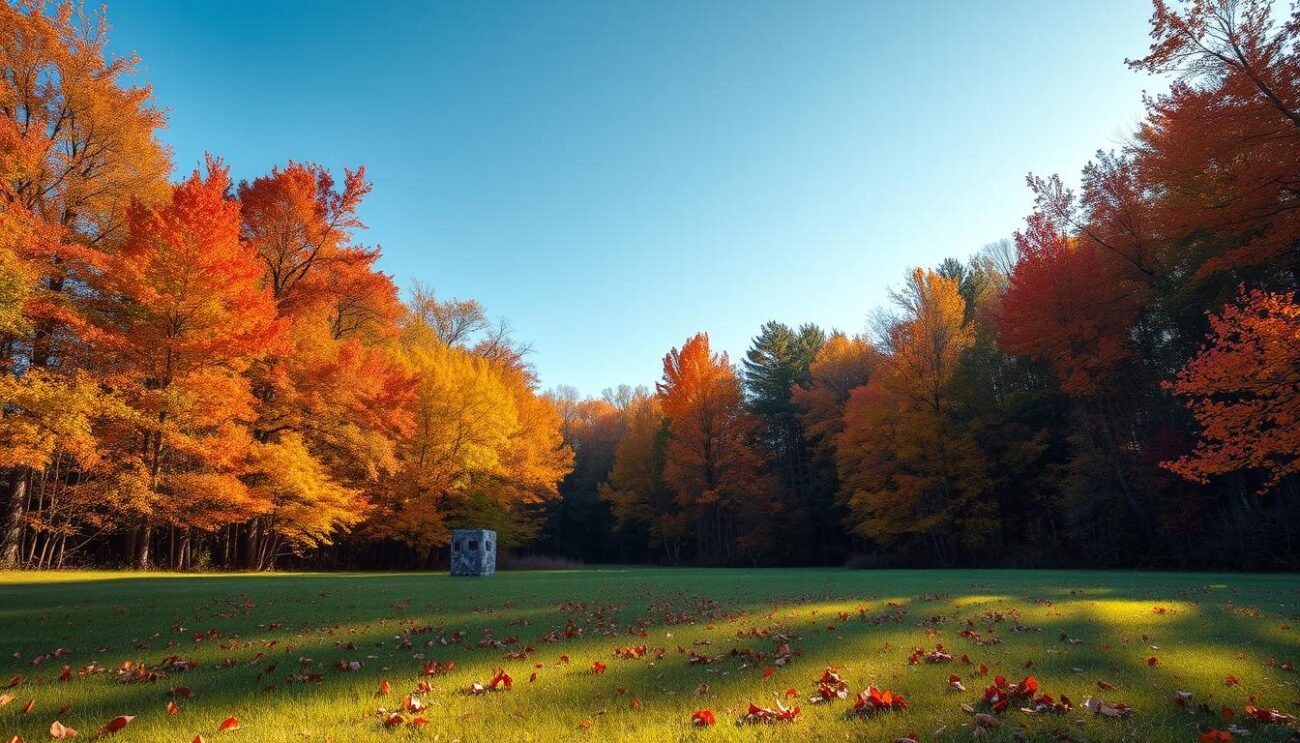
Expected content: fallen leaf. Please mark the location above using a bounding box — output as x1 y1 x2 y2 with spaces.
691 709 716 727
98 715 134 734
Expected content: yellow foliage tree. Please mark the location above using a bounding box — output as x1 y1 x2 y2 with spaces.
838 269 991 565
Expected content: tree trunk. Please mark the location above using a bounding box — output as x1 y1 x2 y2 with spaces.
137 524 152 569
179 529 192 571
0 470 29 567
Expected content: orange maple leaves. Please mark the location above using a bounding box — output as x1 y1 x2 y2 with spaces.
1165 288 1300 489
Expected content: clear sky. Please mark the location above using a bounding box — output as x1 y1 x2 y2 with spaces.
102 0 1161 397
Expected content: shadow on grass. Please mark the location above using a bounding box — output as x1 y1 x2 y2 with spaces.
1 569 1297 742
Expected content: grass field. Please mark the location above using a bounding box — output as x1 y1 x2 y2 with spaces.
0 568 1297 742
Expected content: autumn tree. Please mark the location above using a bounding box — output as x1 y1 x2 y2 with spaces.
1129 0 1300 285
998 191 1160 544
1165 288 1300 489
407 281 491 346
373 334 517 552
87 161 279 568
0 0 170 565
368 308 571 559
477 359 574 546
791 333 875 561
657 333 771 563
234 161 411 568
599 393 679 561
838 270 990 565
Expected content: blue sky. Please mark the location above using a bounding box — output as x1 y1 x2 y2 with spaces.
103 0 1161 397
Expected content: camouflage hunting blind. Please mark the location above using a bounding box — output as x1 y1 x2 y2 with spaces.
450 528 496 576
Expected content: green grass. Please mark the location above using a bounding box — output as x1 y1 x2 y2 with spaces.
0 568 1297 742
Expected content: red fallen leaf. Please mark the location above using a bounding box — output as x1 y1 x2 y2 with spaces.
1224 675 1239 687
528 672 537 683
763 667 773 678
691 709 716 726
578 719 593 729
383 713 404 728
1097 680 1115 690
559 655 570 665
378 680 391 696
57 666 71 683
1199 731 1233 743
591 661 606 674
99 715 135 734
854 685 907 714
631 697 642 710
976 663 988 676
1242 705 1297 724
411 718 429 727
22 698 34 714
785 687 798 699
168 700 181 715
48 721 77 739
1146 656 1159 666
489 670 513 690
218 716 240 731
170 686 193 698
417 681 432 693
194 736 206 743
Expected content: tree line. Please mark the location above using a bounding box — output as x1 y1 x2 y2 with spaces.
541 0 1300 571
2 0 1297 571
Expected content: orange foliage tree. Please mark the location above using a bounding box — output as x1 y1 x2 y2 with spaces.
599 394 679 561
837 270 989 564
1165 288 1300 489
1129 0 1300 284
88 161 279 567
236 161 412 568
657 333 770 563
0 0 170 565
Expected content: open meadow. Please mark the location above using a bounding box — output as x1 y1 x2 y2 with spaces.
0 569 1297 742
